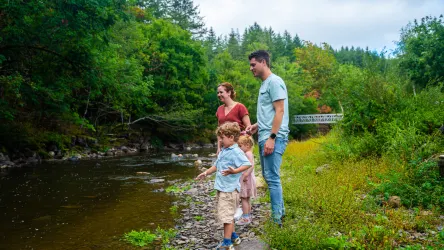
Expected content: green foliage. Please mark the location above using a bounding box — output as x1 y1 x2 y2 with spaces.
209 190 217 197
193 215 203 221
398 15 444 89
320 235 354 249
372 159 444 208
123 227 177 248
165 184 191 193
169 205 178 214
264 139 444 249
123 230 157 247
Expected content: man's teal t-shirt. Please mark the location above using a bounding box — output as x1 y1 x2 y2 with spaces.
257 73 290 143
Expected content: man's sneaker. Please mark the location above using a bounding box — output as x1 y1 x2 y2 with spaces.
272 218 283 228
216 241 234 250
231 235 241 245
235 216 251 226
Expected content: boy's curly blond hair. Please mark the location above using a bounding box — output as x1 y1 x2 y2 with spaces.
238 135 254 149
216 122 241 141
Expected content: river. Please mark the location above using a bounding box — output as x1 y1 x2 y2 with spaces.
0 150 214 249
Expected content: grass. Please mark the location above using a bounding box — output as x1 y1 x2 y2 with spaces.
261 136 444 249
165 184 191 194
169 205 178 214
123 227 177 248
194 215 203 221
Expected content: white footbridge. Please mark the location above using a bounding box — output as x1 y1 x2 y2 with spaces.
293 114 344 124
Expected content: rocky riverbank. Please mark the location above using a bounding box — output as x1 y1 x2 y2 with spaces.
167 178 269 249
0 141 216 169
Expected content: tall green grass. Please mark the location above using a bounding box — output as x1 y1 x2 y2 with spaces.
262 136 443 249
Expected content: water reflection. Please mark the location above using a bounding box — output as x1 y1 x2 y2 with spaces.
0 150 214 249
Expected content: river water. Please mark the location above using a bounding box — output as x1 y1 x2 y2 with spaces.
0 150 214 249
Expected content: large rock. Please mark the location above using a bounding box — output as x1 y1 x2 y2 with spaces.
388 196 401 208
316 164 330 174
114 150 124 156
48 151 55 158
237 239 268 250
120 146 129 153
194 160 203 167
256 176 266 188
186 188 199 195
0 161 15 168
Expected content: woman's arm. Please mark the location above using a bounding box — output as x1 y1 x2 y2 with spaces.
216 136 221 156
242 114 251 130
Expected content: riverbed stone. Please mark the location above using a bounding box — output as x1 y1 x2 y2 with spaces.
150 178 165 183
194 160 202 167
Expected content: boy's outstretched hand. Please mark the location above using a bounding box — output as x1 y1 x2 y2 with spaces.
195 172 206 180
221 167 236 176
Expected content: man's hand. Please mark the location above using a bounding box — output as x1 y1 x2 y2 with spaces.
263 138 275 156
245 123 258 135
221 167 236 176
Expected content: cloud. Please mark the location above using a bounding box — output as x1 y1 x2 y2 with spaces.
194 0 444 52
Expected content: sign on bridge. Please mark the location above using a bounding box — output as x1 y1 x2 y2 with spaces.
293 114 344 124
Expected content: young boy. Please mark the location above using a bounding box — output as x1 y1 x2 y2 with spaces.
195 122 252 250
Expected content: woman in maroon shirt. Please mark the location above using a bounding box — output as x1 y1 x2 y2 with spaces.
216 82 251 154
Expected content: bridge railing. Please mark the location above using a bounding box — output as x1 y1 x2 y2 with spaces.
293 114 344 124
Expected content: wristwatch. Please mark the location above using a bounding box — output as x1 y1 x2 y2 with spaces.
269 133 277 139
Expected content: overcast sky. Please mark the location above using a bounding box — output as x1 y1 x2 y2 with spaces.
193 0 444 53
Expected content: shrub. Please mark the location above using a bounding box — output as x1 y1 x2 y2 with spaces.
372 159 444 208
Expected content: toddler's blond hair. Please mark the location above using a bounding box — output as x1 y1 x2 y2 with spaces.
238 135 254 149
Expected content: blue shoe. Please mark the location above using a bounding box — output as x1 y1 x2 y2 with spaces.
216 240 234 250
231 235 241 245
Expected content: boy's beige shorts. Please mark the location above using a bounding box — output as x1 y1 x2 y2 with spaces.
216 190 239 224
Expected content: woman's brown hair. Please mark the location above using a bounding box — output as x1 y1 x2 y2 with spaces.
218 82 237 100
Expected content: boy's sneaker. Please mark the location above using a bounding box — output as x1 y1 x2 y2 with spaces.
235 216 251 226
231 235 242 245
216 241 234 250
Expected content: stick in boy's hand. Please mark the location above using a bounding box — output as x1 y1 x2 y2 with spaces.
221 167 236 176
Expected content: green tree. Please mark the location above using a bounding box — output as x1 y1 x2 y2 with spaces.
398 15 444 90
142 19 209 113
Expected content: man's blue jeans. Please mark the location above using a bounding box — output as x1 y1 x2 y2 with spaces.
259 137 288 222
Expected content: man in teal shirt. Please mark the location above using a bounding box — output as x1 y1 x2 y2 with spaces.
246 50 289 226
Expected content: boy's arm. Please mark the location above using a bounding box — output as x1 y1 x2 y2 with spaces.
221 164 251 176
195 165 217 180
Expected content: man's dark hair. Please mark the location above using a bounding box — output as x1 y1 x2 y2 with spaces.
248 50 270 68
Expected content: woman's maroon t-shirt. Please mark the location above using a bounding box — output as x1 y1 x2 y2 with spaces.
216 103 249 130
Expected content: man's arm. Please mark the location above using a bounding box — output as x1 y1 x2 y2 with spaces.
264 99 284 156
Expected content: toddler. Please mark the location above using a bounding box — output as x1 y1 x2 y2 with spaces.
236 135 257 225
